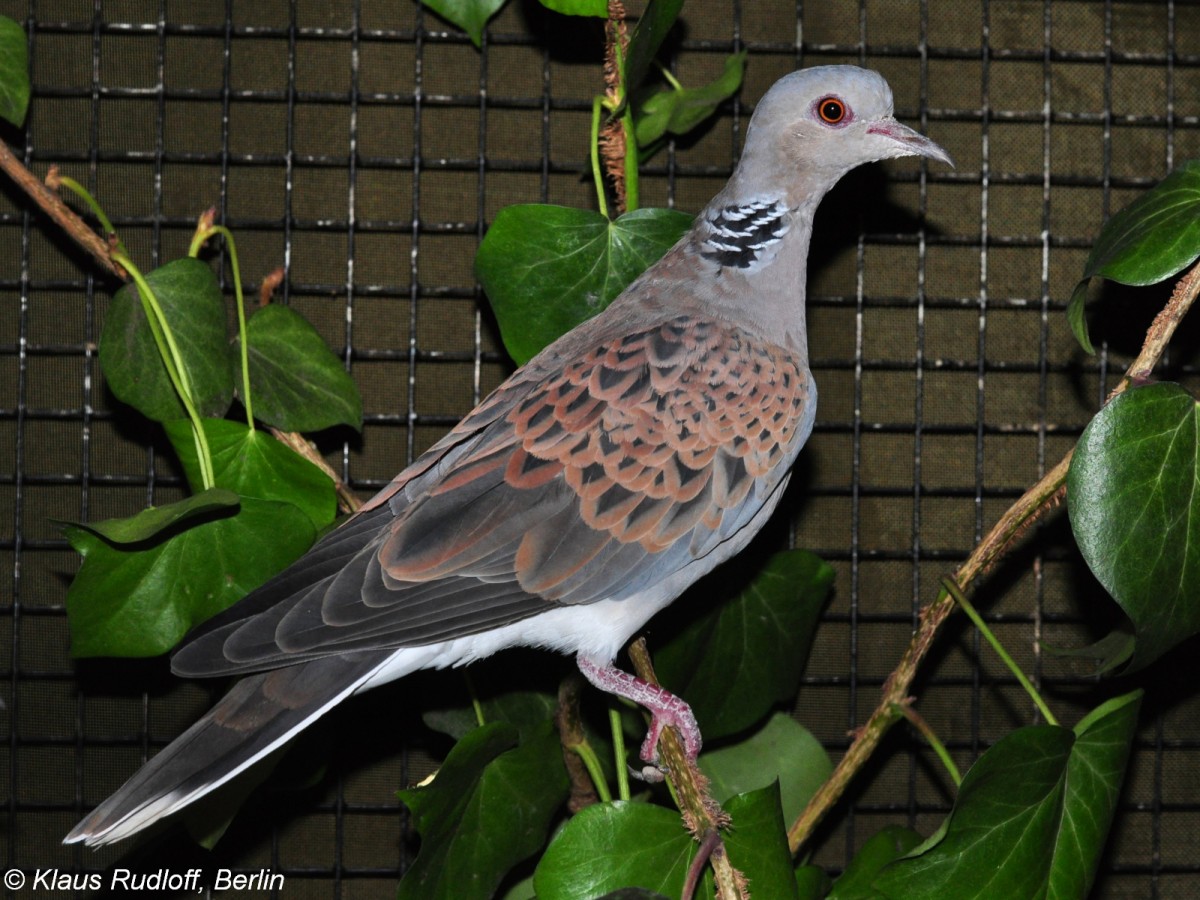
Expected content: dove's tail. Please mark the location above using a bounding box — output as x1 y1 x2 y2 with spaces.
63 650 395 848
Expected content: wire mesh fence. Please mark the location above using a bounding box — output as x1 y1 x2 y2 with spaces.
1 1 1199 897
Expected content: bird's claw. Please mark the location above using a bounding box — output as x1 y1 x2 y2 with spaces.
638 701 703 765
630 763 667 783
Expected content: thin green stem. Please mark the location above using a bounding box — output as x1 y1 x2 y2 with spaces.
574 739 613 805
590 96 609 219
657 63 683 92
621 107 639 212
193 224 254 428
893 703 962 787
113 252 215 490
55 175 125 256
187 224 209 260
942 578 1059 727
463 670 485 728
609 707 630 802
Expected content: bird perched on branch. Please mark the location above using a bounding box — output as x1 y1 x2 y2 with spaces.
67 65 950 847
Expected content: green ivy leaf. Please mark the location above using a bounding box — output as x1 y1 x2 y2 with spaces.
99 257 234 422
796 865 834 899
654 550 834 741
537 0 607 17
699 713 832 825
722 785 802 900
498 876 537 900
1065 283 1096 355
875 725 1073 897
423 688 558 744
635 52 747 147
1040 627 1135 676
164 418 336 530
872 691 1142 899
397 720 569 900
57 488 239 545
827 826 923 900
534 788 799 899
476 205 693 366
533 802 697 899
0 16 30 126
65 497 316 657
1067 159 1200 353
623 0 685 94
1050 691 1143 900
1067 382 1200 669
237 303 363 433
420 0 507 48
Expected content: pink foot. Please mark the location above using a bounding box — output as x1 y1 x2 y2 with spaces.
576 653 703 773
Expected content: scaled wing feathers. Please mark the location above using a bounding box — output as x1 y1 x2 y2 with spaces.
173 315 811 678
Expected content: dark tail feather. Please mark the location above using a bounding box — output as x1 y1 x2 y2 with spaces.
64 651 392 847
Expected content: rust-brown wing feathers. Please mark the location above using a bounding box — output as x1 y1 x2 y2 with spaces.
173 315 811 677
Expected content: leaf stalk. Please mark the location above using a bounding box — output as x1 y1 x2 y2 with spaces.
192 220 255 428
788 255 1200 855
113 251 216 490
892 702 962 787
943 578 1058 726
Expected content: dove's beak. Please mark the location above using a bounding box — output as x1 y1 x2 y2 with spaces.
868 118 954 168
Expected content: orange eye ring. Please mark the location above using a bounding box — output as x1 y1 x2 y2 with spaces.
817 97 846 124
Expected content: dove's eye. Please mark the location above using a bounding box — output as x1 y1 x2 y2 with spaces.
816 97 847 125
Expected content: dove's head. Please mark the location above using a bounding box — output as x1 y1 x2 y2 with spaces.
738 65 952 198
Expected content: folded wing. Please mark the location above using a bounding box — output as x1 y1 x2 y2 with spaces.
173 315 812 678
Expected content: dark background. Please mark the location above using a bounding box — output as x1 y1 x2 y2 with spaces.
2 1 1199 897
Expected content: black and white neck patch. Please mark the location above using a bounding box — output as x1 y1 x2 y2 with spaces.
698 198 791 271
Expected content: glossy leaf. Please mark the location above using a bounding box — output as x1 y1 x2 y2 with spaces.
1067 159 1200 353
796 865 834 900
419 0 506 47
537 0 607 17
0 15 29 126
476 205 693 365
827 826 923 900
873 692 1142 899
65 497 316 657
1067 382 1200 669
623 0 685 95
874 726 1074 898
498 875 536 900
397 721 569 900
1066 284 1096 356
1040 627 1135 676
99 257 234 422
635 52 747 147
655 550 834 740
533 802 697 899
237 303 363 433
165 418 336 530
699 713 832 825
534 787 799 899
722 785 802 900
423 688 558 743
1049 690 1143 900
58 488 239 544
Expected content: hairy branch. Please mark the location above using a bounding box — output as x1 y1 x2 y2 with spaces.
0 141 122 277
789 257 1200 854
0 138 363 515
626 639 746 900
